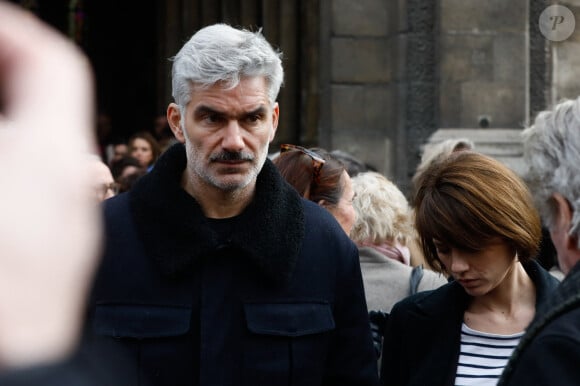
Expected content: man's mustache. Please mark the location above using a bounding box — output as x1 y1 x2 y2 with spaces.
210 151 254 162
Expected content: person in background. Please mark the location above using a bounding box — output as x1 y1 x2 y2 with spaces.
152 114 179 152
0 2 123 384
330 149 376 178
273 144 357 235
128 131 161 171
110 155 146 193
117 170 147 193
351 171 447 313
498 96 580 386
411 138 474 196
350 171 447 366
380 151 559 386
89 156 118 201
87 23 379 386
105 137 129 168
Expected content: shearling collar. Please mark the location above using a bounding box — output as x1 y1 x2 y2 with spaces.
128 143 305 285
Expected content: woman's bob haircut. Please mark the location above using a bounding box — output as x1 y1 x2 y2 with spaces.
413 151 541 273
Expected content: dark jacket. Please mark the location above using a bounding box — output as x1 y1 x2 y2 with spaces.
498 262 580 386
0 358 100 386
379 260 559 386
0 343 131 386
86 144 379 386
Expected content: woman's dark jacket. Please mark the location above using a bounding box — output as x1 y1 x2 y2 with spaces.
498 262 580 386
379 260 559 386
85 144 379 386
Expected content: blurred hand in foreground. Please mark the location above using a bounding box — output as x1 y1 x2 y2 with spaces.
0 0 101 370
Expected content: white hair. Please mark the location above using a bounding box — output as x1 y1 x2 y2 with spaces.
350 171 414 245
171 23 284 118
523 97 580 247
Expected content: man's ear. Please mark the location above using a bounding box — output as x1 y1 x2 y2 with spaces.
552 193 573 229
167 103 185 143
551 192 580 273
552 193 577 249
269 102 279 143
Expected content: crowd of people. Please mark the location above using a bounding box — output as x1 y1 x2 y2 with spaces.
1 1 580 385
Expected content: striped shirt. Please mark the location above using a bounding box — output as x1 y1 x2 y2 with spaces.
454 323 523 386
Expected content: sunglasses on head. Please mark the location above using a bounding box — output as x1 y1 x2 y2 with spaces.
280 143 325 184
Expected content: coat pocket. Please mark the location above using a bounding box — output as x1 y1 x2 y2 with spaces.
243 301 335 385
93 303 191 338
92 304 193 386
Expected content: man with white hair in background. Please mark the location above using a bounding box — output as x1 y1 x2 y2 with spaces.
498 97 580 386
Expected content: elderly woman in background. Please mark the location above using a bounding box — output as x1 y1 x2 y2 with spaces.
350 171 447 313
351 171 447 368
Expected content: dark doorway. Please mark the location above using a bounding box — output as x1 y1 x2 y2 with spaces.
11 0 321 153
9 0 158 146
84 0 157 142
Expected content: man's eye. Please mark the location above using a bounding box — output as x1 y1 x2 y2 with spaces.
245 114 261 124
198 113 223 124
205 114 221 123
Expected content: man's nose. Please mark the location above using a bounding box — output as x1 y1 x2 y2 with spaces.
221 120 244 151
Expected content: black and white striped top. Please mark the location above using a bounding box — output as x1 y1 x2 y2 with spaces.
454 323 523 386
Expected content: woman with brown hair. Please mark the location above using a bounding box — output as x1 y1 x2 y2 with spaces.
273 144 356 235
128 131 162 171
380 151 560 386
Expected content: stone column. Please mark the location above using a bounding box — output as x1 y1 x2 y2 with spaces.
550 0 580 102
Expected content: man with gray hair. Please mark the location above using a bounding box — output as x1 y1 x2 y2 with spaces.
498 97 580 385
86 24 379 385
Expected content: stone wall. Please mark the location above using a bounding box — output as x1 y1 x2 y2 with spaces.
319 0 399 179
320 0 579 194
439 0 529 129
551 0 580 102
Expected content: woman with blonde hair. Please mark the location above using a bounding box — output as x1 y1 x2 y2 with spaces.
350 171 447 313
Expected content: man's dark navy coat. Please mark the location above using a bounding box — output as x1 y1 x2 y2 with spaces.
86 144 379 386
